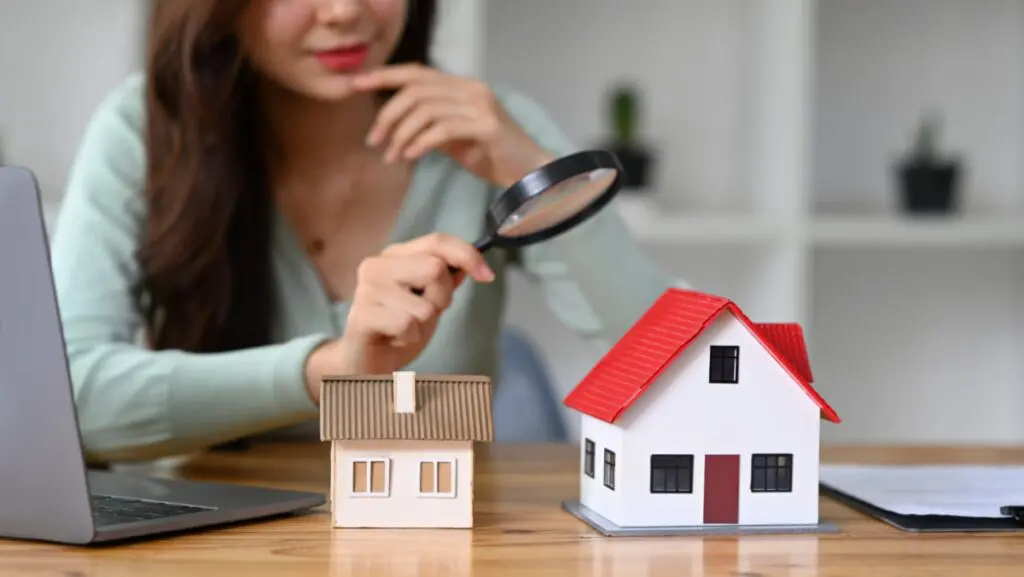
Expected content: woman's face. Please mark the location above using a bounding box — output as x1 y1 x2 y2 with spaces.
239 0 408 101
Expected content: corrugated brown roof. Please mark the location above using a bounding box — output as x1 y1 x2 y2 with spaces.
319 374 494 442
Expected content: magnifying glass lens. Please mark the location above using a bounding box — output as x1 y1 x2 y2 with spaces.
496 167 617 238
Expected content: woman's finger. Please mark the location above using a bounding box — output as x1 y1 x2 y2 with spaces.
351 302 422 347
352 62 440 91
368 83 466 147
375 256 457 314
368 252 464 293
384 233 493 282
401 118 491 160
372 279 451 325
385 102 477 162
416 259 456 312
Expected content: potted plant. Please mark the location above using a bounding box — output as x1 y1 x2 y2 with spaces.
606 83 654 192
894 112 962 214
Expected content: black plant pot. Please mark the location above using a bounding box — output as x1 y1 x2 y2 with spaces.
896 160 961 214
610 144 654 191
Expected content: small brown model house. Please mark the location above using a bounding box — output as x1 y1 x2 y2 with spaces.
319 371 494 528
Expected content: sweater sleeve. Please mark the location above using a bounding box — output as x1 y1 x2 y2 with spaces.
494 88 687 349
49 76 328 464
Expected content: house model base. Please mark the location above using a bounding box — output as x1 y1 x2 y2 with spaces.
563 501 840 537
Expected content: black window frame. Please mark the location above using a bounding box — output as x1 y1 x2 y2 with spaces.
710 345 740 383
751 453 793 492
584 439 595 478
649 454 694 494
603 449 616 490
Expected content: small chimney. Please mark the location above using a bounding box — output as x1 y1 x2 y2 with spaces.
393 371 416 413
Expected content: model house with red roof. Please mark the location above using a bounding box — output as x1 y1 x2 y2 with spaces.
561 288 841 536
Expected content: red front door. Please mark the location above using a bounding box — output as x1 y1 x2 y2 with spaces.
703 454 740 524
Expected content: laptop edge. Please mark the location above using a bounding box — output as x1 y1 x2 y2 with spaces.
0 166 325 545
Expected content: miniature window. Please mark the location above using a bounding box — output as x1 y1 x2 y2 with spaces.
352 458 389 497
709 345 739 383
650 454 694 493
603 449 616 490
584 439 595 478
751 453 793 492
419 459 456 497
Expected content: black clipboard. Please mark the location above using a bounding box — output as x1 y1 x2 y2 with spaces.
820 482 1024 532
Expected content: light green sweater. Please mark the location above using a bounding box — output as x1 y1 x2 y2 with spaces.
49 73 675 463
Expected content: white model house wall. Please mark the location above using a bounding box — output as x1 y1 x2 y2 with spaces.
577 311 822 528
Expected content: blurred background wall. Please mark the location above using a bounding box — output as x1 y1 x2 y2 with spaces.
0 1 148 207
2 0 1023 447
491 0 1024 447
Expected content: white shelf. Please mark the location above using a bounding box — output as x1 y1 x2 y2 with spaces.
614 198 784 245
617 193 1024 249
618 208 1024 249
812 214 1024 248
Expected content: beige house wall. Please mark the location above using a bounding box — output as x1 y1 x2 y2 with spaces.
331 440 475 528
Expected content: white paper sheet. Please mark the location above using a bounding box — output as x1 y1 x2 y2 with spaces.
819 464 1024 518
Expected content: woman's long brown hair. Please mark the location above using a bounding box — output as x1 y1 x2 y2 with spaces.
137 0 436 353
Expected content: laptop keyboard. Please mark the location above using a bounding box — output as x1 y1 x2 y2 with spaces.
90 494 215 527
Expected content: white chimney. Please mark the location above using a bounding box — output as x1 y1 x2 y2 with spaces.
393 371 416 413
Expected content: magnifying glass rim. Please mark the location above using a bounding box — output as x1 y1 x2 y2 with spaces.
485 149 624 247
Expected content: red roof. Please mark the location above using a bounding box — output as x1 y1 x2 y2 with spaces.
562 288 840 424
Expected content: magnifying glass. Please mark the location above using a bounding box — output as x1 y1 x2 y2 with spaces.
474 149 623 251
413 149 623 294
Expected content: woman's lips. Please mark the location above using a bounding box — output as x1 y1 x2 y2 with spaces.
315 44 369 72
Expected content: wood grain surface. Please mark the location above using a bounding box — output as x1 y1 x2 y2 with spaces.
2 442 1024 576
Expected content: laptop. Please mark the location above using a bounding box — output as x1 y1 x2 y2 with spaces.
0 166 326 545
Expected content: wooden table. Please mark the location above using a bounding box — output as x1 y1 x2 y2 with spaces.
2 443 1024 576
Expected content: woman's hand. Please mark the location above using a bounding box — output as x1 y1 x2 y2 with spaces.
303 233 495 403
353 64 555 188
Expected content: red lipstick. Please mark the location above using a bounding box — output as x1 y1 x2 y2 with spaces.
315 44 369 72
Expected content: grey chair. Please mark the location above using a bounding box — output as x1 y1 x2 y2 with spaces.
493 326 568 442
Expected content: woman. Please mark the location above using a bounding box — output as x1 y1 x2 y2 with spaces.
50 0 675 464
